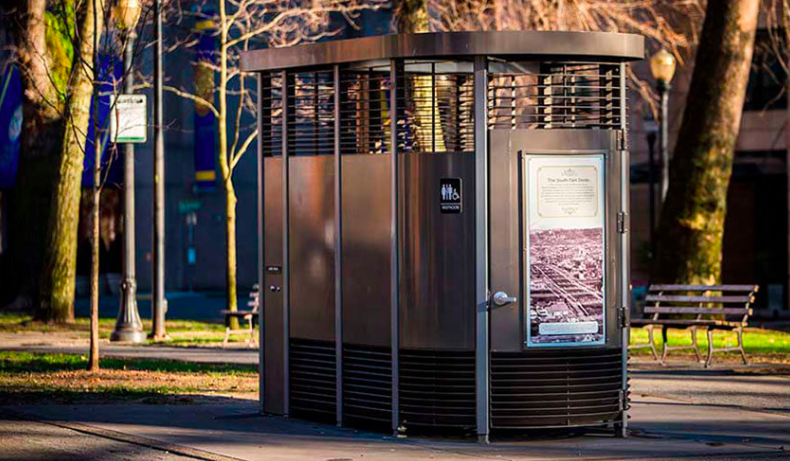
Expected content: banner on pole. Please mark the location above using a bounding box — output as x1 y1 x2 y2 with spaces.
0 64 22 190
194 17 217 191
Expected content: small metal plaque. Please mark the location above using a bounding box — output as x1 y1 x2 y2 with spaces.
266 265 282 274
440 178 462 214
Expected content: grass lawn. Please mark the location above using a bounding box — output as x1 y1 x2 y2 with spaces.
0 351 257 405
630 326 790 361
0 312 256 347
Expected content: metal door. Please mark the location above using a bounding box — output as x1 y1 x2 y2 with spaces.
489 129 626 352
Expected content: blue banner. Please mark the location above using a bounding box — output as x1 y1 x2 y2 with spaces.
194 18 217 191
0 64 22 189
82 55 124 188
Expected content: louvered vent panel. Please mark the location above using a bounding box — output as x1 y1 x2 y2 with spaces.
339 68 392 155
488 63 621 130
288 70 335 156
290 338 336 421
397 64 475 154
260 72 283 156
491 347 625 428
399 349 475 429
343 344 392 425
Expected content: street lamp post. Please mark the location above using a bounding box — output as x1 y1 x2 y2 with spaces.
111 0 145 343
151 0 167 340
644 117 658 265
650 48 676 203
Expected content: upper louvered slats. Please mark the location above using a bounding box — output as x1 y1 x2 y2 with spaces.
488 63 621 131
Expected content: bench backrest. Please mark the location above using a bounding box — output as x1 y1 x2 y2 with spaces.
645 284 758 324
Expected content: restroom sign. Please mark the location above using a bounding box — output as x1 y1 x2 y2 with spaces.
440 178 462 214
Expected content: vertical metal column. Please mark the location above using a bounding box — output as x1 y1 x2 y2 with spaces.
473 56 490 443
281 70 291 418
256 73 265 413
618 63 630 438
389 60 400 435
333 64 344 426
151 0 167 340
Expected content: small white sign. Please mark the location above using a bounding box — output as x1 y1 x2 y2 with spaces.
110 94 147 143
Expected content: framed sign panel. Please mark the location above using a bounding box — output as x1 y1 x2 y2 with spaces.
524 154 606 347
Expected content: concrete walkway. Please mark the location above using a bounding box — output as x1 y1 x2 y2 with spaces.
3 394 789 461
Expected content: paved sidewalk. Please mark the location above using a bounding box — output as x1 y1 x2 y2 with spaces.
0 332 258 365
3 395 789 461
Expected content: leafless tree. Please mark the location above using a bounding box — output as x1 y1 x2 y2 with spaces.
164 0 386 324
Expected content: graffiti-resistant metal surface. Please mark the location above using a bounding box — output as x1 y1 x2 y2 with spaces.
249 31 642 438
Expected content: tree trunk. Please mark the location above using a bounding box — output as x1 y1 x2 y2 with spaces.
5 0 63 311
88 0 101 371
39 0 103 322
653 0 760 284
225 179 238 329
394 0 429 33
218 1 239 329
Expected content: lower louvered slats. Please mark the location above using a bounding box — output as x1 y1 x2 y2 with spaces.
491 347 625 428
343 344 392 425
400 349 476 429
290 338 336 421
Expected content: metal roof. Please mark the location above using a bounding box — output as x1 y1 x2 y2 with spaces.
240 31 644 72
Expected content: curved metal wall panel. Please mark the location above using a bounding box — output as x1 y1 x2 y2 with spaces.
288 156 336 342
400 153 476 350
263 157 284 414
340 155 392 347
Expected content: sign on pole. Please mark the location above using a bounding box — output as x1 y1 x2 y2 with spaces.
110 94 148 143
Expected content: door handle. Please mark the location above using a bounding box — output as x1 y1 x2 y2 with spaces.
492 291 517 307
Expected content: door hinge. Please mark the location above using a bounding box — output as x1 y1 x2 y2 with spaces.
616 212 629 233
616 130 626 151
617 306 629 329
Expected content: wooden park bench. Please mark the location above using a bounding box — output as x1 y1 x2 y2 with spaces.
221 284 260 348
630 284 758 367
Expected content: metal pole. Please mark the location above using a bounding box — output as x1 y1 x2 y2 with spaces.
256 73 265 414
658 81 670 203
333 65 343 426
151 0 167 339
473 56 490 444
389 60 400 436
618 62 630 439
647 131 656 267
112 30 145 343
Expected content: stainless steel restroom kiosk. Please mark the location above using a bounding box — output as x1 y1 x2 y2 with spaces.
241 31 643 440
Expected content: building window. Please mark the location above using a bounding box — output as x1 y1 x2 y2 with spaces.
744 30 788 111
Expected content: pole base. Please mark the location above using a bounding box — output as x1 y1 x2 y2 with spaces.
111 279 145 343
110 327 146 343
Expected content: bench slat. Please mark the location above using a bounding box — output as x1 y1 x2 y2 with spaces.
649 284 757 292
221 310 255 316
645 295 753 304
644 307 751 315
630 319 742 327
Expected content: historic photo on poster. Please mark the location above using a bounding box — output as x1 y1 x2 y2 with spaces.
525 155 605 347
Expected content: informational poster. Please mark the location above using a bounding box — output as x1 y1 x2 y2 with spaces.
110 94 148 143
525 155 605 347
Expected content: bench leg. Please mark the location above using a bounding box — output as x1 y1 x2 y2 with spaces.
689 326 702 363
223 326 231 348
660 325 669 366
248 318 255 348
705 328 715 368
737 327 748 365
647 326 659 361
